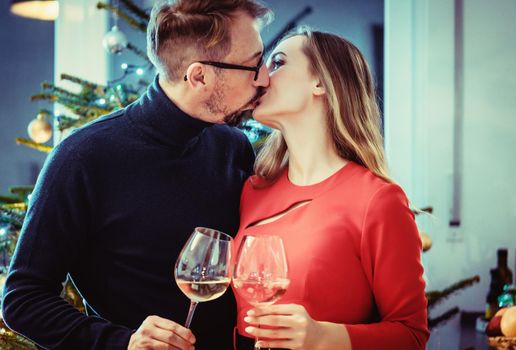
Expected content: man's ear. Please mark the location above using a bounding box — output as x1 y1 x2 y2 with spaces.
184 63 207 87
313 81 326 96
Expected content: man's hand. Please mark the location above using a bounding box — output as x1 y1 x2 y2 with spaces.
128 315 196 350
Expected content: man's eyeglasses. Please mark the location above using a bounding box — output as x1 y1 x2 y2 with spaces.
184 55 264 82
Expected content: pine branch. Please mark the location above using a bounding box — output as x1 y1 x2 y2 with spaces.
426 275 480 309
1 203 27 211
30 93 58 103
60 74 107 94
32 91 111 119
34 76 107 108
108 85 140 107
56 113 102 131
31 94 82 110
428 307 460 329
56 115 82 131
66 105 113 119
15 138 53 153
9 187 34 198
413 206 433 215
108 87 125 108
40 82 91 105
36 109 53 118
120 0 150 23
32 92 112 116
96 2 147 32
0 320 37 350
0 208 25 229
0 335 37 350
0 196 21 204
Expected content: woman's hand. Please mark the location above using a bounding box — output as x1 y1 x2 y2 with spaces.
243 304 324 350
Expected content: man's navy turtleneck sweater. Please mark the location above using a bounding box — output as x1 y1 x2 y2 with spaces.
2 76 255 349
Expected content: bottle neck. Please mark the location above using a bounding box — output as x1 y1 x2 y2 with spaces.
497 250 508 268
498 258 507 268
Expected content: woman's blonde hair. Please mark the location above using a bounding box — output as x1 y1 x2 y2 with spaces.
255 27 393 185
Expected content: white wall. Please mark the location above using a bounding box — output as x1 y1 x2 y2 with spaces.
54 0 108 142
386 0 516 347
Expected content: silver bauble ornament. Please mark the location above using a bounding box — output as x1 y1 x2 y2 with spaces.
102 25 128 54
27 113 52 144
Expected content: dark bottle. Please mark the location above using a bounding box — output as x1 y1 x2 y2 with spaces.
485 249 514 319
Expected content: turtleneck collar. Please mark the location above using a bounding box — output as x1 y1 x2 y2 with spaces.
126 75 214 148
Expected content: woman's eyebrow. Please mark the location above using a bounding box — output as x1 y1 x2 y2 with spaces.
270 51 287 59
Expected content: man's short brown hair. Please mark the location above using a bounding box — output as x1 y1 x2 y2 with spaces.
147 0 273 82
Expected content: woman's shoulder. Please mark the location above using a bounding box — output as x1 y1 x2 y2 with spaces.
326 162 409 211
350 165 410 214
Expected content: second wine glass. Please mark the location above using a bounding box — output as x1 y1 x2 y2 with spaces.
233 235 290 350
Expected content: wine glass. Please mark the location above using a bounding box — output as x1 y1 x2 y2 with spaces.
174 227 233 328
233 235 290 350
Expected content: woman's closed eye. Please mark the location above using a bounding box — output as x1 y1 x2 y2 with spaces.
268 58 285 72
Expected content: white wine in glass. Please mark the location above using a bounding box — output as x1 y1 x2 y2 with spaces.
233 235 290 350
174 227 232 328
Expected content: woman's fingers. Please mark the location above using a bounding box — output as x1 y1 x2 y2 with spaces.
255 339 302 349
243 304 316 349
244 314 293 327
245 324 297 340
248 303 302 317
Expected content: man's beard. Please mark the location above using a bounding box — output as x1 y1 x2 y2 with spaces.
204 82 265 127
223 108 253 127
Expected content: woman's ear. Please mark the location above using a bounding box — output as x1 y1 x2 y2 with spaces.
313 81 326 96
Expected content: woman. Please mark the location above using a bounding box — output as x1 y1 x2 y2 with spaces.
232 28 429 350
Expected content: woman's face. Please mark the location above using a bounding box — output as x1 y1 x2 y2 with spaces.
252 35 320 128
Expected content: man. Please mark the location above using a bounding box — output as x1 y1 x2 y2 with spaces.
2 1 272 349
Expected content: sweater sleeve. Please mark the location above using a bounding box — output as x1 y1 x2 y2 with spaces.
345 184 429 350
1 140 133 350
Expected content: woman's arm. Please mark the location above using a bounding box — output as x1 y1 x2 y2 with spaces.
345 184 428 349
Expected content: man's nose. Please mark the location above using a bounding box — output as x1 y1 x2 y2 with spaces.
253 62 270 87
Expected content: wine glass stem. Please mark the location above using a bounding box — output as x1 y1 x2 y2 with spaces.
254 337 260 350
184 301 198 328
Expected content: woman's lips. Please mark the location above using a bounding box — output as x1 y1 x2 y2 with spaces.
256 91 268 104
250 92 267 109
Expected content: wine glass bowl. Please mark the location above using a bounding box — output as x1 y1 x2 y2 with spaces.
232 276 289 306
233 235 290 304
174 227 233 327
233 235 290 349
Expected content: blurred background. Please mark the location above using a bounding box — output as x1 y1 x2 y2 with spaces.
0 0 515 349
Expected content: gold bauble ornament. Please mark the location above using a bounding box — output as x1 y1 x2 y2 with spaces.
27 113 52 144
420 231 433 252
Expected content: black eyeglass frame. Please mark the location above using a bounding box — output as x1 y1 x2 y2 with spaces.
183 55 264 82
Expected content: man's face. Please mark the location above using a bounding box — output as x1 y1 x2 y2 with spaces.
203 12 270 126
